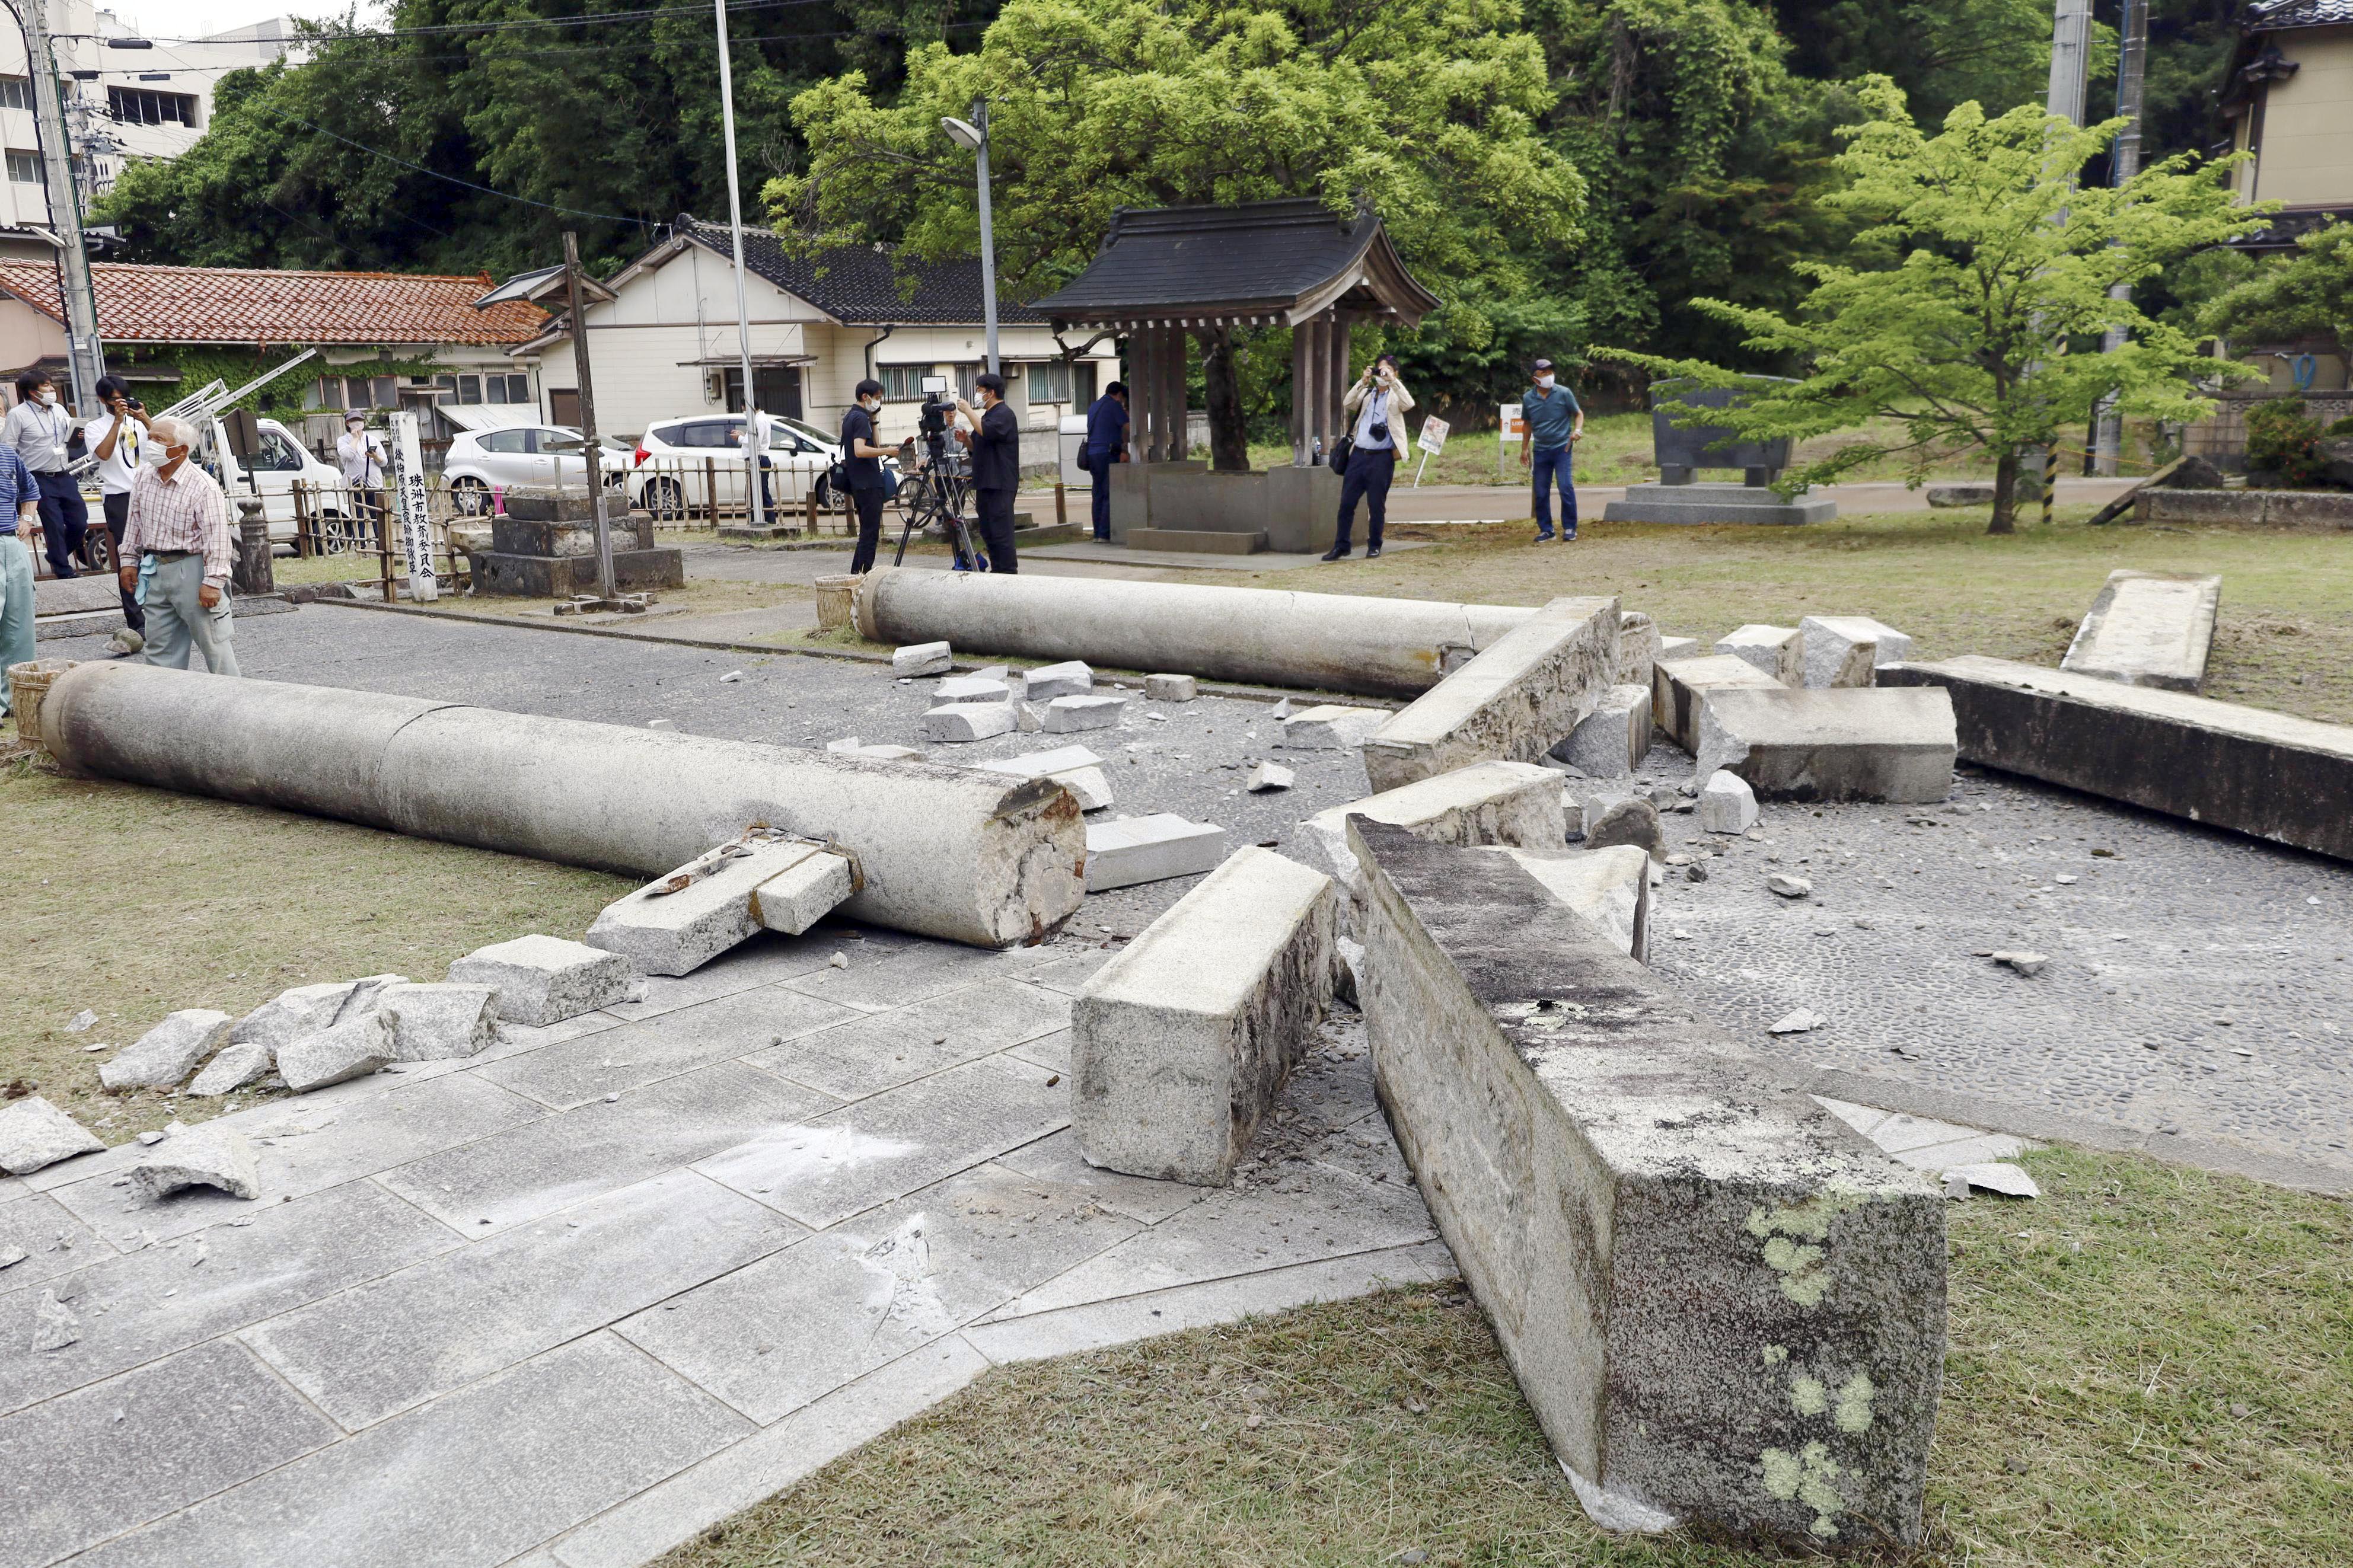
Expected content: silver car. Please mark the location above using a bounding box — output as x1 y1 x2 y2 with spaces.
443 424 630 516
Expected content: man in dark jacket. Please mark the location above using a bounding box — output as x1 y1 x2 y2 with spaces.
955 372 1021 573
1082 381 1128 540
841 378 892 573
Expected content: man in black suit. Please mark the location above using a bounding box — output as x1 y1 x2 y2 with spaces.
955 371 1021 573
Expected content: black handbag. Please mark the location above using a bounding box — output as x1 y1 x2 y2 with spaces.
1328 427 1353 470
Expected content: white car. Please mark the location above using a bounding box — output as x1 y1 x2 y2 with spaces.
209 416 358 551
627 413 874 520
442 424 631 516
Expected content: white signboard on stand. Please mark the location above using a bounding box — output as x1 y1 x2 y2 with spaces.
388 410 437 603
1411 415 1451 486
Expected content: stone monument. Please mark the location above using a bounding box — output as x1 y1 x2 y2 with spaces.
467 487 685 598
1603 378 1835 525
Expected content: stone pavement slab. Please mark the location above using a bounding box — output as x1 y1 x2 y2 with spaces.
0 1193 105 1292
480 985 862 1111
743 978 1070 1101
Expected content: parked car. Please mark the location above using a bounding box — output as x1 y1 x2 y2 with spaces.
442 425 632 516
628 413 881 520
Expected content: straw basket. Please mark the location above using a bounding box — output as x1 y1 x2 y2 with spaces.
814 574 860 633
7 658 74 753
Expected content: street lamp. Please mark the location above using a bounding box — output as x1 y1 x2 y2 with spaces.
940 102 999 374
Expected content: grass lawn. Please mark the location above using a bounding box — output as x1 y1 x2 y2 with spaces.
657 1144 2352 1568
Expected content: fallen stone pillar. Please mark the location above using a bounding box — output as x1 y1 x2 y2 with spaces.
1297 760 1561 900
1880 654 2353 861
2059 570 2220 693
1348 819 1944 1549
39 663 1085 949
1362 595 1619 791
1073 846 1338 1185
1653 654 1783 752
1695 688 1956 803
855 566 1538 699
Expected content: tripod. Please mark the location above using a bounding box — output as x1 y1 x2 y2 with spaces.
889 445 990 571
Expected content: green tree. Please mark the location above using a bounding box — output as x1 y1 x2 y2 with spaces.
1598 80 2271 532
769 0 1586 467
2199 221 2353 364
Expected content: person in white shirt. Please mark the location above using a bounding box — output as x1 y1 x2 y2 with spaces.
2 372 90 578
336 413 390 541
87 376 149 652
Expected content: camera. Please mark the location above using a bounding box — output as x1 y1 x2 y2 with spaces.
917 374 954 441
1367 420 1389 443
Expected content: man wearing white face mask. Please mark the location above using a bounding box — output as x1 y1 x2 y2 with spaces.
4 372 90 577
117 415 241 676
1520 356 1584 543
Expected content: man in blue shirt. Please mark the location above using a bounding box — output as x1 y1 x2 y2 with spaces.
1082 381 1128 541
1520 357 1584 542
0 439 44 717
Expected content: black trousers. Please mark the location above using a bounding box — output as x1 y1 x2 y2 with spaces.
848 484 886 574
1334 446 1396 549
35 470 86 578
101 491 143 632
975 487 1018 574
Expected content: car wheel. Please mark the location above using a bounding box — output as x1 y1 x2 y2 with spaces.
449 477 490 516
79 526 114 573
640 476 686 522
812 474 834 512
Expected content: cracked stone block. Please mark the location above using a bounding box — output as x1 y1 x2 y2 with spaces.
1715 624 1803 685
333 974 410 1025
1145 673 1199 702
1653 654 1784 753
448 934 633 1026
1698 769 1760 834
378 983 502 1061
977 746 1114 811
1024 660 1095 700
1554 684 1652 778
1481 844 1651 960
278 1010 396 1093
130 1123 262 1202
1299 759 1562 902
750 850 859 935
1363 596 1618 791
586 839 840 976
1349 819 1945 1550
230 982 359 1050
892 641 952 676
1276 704 1391 751
1043 694 1129 733
2059 570 2219 693
1075 846 1338 1186
0 1096 104 1176
1616 610 1662 688
100 1010 232 1091
1695 688 1957 804
1247 761 1294 792
187 1042 275 1097
1083 813 1228 891
1799 616 1917 690
935 675 1013 705
920 701 1019 743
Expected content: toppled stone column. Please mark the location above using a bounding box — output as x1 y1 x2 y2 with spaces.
1695 688 1956 803
1653 654 1783 752
2059 570 2220 693
1297 760 1562 900
1073 846 1338 1185
1348 819 1945 1550
1361 596 1618 791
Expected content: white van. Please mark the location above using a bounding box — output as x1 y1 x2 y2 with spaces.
206 415 353 551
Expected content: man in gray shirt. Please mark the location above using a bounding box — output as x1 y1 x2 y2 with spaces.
3 372 90 578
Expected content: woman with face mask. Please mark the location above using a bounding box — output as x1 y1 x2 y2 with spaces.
841 379 893 574
336 413 391 548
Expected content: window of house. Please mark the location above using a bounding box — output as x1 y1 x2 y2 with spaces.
487 375 511 404
953 363 984 401
0 78 33 112
1026 360 1072 404
878 365 927 401
5 150 42 185
107 87 199 128
457 374 482 404
313 377 346 411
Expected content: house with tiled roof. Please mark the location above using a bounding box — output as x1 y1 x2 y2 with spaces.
524 215 1121 443
0 258 553 441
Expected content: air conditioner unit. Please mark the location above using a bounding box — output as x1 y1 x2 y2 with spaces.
703 370 724 403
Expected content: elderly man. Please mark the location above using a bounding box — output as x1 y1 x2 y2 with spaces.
0 435 43 716
117 414 241 676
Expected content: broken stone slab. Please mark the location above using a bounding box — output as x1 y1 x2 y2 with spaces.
1943 1162 2039 1198
2059 570 2220 693
1275 704 1391 751
933 675 1014 705
1348 820 1943 1548
129 1123 262 1202
825 737 926 762
1714 624 1803 685
1880 654 2353 863
1652 654 1783 753
0 1096 104 1176
1769 1007 1826 1033
1553 683 1651 778
1698 769 1759 834
751 850 859 935
1074 846 1339 1185
448 934 633 1026
1297 759 1563 901
100 1010 232 1091
1799 617 1916 690
1042 694 1129 733
1246 761 1294 792
1024 660 1095 701
187 1042 275 1097
1768 873 1813 899
377 983 502 1061
1615 611 1662 687
1478 845 1651 960
1083 814 1228 892
975 747 1114 812
892 641 952 677
1361 595 1619 791
1145 673 1198 702
332 973 409 1026
277 1010 396 1093
920 702 1019 743
229 982 359 1051
586 838 850 976
1694 688 1957 804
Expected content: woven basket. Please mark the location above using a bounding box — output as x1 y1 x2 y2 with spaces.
7 658 74 752
814 573 860 633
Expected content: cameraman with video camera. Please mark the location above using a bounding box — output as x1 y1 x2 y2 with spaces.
954 372 1020 574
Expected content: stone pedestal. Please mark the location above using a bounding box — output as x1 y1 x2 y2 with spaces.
1605 481 1834 526
232 499 274 597
471 491 682 598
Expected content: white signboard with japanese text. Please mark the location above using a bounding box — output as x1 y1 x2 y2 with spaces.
1416 416 1451 455
1497 404 1527 443
388 410 437 603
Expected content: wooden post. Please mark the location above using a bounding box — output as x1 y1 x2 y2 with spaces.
376 503 396 603
1128 329 1155 462
1165 327 1188 462
1289 321 1308 466
1054 481 1067 528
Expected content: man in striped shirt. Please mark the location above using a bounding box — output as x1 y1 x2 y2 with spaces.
116 415 241 676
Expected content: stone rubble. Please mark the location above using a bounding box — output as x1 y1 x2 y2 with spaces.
1024 660 1095 700
187 1043 275 1097
1767 873 1813 898
1276 704 1391 751
1989 951 2048 978
1145 673 1199 702
920 702 1018 743
231 982 361 1051
1714 623 1803 685
0 1095 105 1176
1943 1161 2040 1198
129 1122 263 1202
1042 694 1129 733
378 983 502 1061
277 1010 396 1093
65 1009 97 1032
1247 762 1295 792
1083 814 1229 892
1697 770 1759 834
891 641 953 677
34 1288 79 1351
448 934 633 1027
100 1010 234 1091
1799 615 1915 689
1554 684 1651 778
933 675 1013 705
1767 1007 1825 1033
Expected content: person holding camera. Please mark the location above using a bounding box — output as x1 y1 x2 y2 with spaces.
955 372 1021 573
841 379 893 574
88 376 149 651
1322 352 1414 561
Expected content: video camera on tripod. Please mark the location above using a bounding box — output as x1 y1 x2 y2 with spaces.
914 374 968 473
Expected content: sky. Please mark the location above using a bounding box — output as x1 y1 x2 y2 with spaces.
111 2 379 45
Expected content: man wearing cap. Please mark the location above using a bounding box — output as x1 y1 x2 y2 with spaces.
1082 380 1128 541
1520 357 1584 542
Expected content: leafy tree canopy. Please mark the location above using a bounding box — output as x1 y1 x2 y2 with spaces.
2199 222 2353 363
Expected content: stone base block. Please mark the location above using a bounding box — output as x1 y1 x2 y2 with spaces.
2136 488 2353 531
1073 846 1338 1184
1603 481 1835 525
1084 814 1228 890
1798 616 1914 689
1128 527 1270 554
490 515 655 556
1298 759 1561 900
2059 570 2219 692
1695 688 1956 803
448 934 633 1026
1554 684 1651 777
471 548 684 599
1363 596 1619 791
1348 819 1944 1550
1653 654 1784 753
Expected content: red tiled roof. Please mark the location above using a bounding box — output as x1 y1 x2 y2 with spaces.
0 260 548 347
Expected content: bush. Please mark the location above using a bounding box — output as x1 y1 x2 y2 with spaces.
2326 414 2353 438
2245 395 2326 486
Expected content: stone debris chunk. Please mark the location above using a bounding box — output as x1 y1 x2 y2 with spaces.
448 934 633 1027
129 1123 262 1202
751 851 859 935
34 1289 79 1351
1651 654 1783 753
0 1246 25 1270
1767 873 1812 899
588 839 841 976
100 1010 233 1091
920 702 1018 743
65 1009 97 1033
892 641 953 677
1989 950 2048 978
1799 615 1915 689
1767 1007 1824 1033
1042 694 1129 733
187 1043 275 1097
1083 814 1228 892
1582 794 1665 861
1614 610 1661 687
1713 624 1802 685
934 675 1013 705
1016 703 1044 733
1554 683 1651 778
1048 765 1115 811
333 975 410 1026
1024 660 1095 701
277 1010 396 1093
1144 673 1199 702
1943 1161 2040 1198
2061 570 2220 693
0 1095 104 1176
977 747 1114 811
378 983 502 1061
1697 769 1759 834
1276 704 1389 751
231 981 361 1050
1246 762 1294 792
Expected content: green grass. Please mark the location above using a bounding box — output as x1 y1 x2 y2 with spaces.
654 1145 2351 1568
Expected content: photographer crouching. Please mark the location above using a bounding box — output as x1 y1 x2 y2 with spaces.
954 372 1020 574
1322 352 1414 561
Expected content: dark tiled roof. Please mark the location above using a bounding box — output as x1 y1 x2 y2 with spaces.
2246 0 2353 29
0 261 546 346
675 218 1041 326
1032 199 1397 318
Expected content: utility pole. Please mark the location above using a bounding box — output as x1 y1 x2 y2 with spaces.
712 0 765 531
11 0 104 410
940 102 999 373
2093 0 2151 476
2046 0 2093 129
562 231 617 602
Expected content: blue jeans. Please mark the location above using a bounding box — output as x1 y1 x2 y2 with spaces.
1532 445 1576 536
1086 448 1117 539
0 534 34 714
